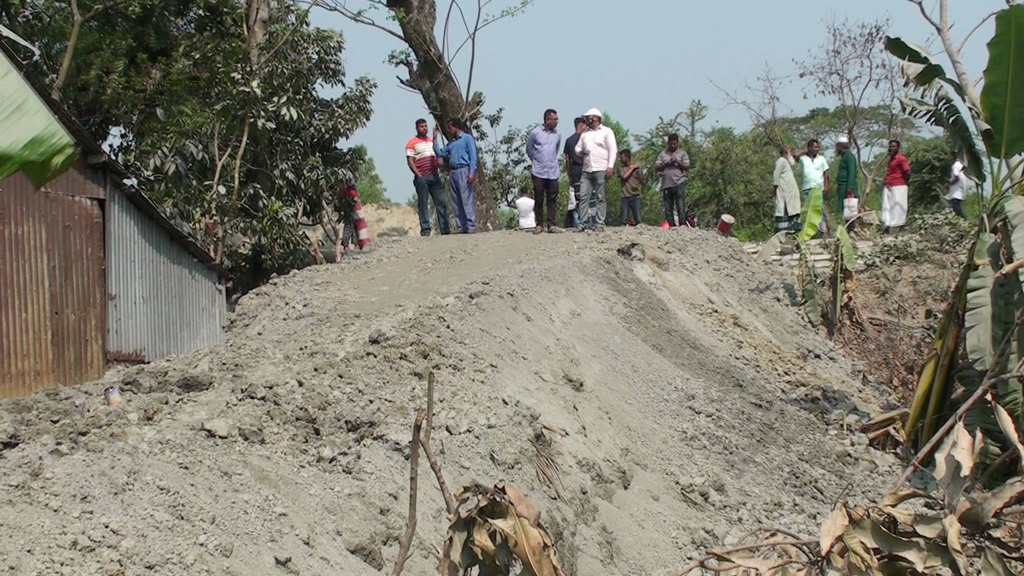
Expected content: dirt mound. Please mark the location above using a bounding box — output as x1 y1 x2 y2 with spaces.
0 227 903 576
362 202 420 239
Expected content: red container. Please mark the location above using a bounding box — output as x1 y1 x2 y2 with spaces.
717 214 735 235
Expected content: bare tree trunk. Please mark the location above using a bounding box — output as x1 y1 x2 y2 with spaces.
383 0 500 231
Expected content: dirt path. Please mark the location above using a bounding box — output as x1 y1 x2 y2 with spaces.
0 227 903 576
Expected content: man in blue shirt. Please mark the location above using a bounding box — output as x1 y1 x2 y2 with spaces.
433 119 479 233
526 109 562 234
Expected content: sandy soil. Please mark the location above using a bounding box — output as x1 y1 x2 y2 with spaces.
0 226 903 576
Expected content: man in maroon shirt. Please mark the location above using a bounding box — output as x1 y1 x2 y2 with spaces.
881 139 911 232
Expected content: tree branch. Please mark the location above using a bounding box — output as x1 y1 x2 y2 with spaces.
308 0 406 42
958 11 999 54
390 410 424 576
464 0 483 101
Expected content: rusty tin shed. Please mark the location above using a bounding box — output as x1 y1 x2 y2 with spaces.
0 47 226 398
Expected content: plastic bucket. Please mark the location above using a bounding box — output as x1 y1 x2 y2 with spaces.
717 214 735 236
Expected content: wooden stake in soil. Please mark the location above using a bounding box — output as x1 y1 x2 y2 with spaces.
391 410 425 576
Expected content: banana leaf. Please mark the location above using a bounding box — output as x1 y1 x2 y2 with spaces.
0 50 75 187
835 225 857 273
799 187 824 242
965 234 1000 371
981 5 1024 159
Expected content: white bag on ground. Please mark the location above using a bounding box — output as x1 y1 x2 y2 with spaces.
843 195 859 221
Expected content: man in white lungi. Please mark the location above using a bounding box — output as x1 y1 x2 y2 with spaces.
881 139 911 232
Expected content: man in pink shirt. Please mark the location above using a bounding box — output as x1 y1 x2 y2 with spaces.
881 139 911 232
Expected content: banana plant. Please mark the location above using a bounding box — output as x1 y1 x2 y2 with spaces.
887 5 1024 470
795 186 859 335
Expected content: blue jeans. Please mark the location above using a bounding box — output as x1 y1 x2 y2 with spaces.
414 174 450 234
621 196 641 225
448 167 476 232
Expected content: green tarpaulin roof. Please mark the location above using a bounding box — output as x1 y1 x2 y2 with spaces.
0 50 75 188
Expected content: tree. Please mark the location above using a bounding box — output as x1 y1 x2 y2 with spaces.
352 145 390 205
308 0 534 232
796 16 904 202
478 107 530 208
3 0 377 287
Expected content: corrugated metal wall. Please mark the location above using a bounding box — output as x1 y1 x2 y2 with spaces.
0 173 106 397
105 183 225 362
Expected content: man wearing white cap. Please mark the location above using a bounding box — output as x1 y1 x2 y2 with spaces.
835 135 859 228
574 108 618 231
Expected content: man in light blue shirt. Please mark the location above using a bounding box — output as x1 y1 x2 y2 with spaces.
433 119 479 233
526 109 562 233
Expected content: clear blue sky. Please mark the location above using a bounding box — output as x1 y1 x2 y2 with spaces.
312 1 996 203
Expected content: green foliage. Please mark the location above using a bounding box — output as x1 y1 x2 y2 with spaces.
981 5 1024 159
906 137 955 208
351 145 389 205
479 107 530 208
3 0 377 287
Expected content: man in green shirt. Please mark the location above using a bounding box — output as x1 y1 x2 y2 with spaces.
835 135 859 225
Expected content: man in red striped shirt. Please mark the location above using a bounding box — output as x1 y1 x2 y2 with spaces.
406 118 451 236
882 139 911 232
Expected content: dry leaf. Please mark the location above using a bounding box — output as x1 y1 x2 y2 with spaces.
842 526 877 569
981 546 1014 576
504 483 541 527
819 506 849 554
942 514 967 575
472 521 496 557
959 478 1024 531
881 507 945 539
990 395 1024 472
879 490 935 508
852 515 952 572
487 504 563 576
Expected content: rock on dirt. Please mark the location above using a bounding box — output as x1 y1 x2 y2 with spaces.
0 227 903 576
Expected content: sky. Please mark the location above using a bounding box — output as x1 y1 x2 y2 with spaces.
312 1 998 203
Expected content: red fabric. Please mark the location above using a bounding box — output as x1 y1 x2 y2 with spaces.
347 186 371 249
885 154 911 187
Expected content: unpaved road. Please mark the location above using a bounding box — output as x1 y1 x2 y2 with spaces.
0 227 902 575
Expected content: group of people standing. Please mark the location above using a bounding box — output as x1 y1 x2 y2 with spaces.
772 136 969 238
772 136 864 236
527 108 694 233
405 108 694 236
406 113 972 240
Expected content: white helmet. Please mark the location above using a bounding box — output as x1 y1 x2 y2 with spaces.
584 108 602 118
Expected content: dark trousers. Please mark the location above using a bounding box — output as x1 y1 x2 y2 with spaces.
414 174 450 234
532 176 560 229
621 196 641 225
950 198 966 219
663 184 686 226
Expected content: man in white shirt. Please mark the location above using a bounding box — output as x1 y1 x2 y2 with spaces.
946 159 967 219
574 108 617 232
792 138 830 236
514 194 537 230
